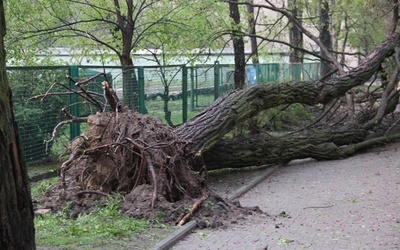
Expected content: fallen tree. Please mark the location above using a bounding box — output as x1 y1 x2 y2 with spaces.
37 31 400 225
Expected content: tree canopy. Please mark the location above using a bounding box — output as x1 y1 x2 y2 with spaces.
5 0 228 66
5 0 392 68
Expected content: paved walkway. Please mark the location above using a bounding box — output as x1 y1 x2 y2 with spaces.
173 143 400 249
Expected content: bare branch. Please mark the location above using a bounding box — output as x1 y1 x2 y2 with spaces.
231 0 345 74
45 117 88 153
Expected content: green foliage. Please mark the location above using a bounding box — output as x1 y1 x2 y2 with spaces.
5 0 229 66
35 194 148 248
264 104 313 131
8 67 70 163
4 0 392 68
277 237 295 246
232 103 313 137
31 177 58 201
141 0 228 64
301 0 387 55
331 0 387 53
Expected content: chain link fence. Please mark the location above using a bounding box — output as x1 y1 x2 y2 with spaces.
8 62 320 165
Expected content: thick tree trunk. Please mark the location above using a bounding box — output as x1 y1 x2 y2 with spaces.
0 1 35 248
202 124 400 170
176 32 400 164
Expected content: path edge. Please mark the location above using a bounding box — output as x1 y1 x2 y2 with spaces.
152 165 280 250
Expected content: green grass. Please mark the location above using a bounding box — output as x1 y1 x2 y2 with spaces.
31 177 58 201
32 179 149 249
145 94 214 125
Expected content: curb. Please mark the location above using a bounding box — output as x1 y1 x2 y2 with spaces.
152 165 280 250
227 165 280 201
152 221 197 250
29 169 60 182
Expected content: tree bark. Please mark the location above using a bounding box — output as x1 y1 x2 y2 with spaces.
202 124 400 171
229 0 246 89
0 1 35 248
176 31 400 158
114 0 138 109
289 0 303 64
246 0 259 64
319 0 333 78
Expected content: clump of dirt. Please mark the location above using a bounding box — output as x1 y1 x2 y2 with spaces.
40 110 263 226
42 111 203 217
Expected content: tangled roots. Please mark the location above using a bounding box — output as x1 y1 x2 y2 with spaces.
45 110 205 216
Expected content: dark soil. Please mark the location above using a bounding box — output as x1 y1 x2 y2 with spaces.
36 166 270 250
37 110 269 234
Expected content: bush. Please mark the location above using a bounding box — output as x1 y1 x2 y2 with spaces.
8 67 70 163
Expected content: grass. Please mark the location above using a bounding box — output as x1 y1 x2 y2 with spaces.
28 160 62 176
31 178 153 249
145 94 215 125
31 177 58 201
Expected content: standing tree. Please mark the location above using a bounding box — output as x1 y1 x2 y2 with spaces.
318 0 333 78
5 0 228 108
246 0 259 64
288 0 303 64
0 0 35 249
228 0 246 89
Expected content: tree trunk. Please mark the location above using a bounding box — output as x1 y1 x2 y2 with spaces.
176 31 400 158
289 0 303 64
246 1 259 64
115 0 138 110
229 0 246 89
319 0 333 78
202 123 399 170
0 1 35 248
121 65 139 110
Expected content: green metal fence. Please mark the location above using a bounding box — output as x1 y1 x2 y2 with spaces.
8 62 320 165
8 66 71 165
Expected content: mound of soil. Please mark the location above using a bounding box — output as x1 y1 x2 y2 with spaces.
41 111 200 215
39 110 264 226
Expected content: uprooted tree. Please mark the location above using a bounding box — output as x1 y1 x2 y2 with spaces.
36 31 400 225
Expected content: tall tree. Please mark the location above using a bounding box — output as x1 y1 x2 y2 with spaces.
5 0 227 107
228 0 246 89
0 0 35 249
318 0 333 78
246 0 259 64
288 0 303 63
5 0 228 67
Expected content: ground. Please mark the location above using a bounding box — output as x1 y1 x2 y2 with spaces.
34 166 270 250
34 141 400 249
174 141 400 249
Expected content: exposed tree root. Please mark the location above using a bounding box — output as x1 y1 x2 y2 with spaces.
41 109 208 223
177 189 208 226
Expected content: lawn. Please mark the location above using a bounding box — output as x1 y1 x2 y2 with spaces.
32 178 175 249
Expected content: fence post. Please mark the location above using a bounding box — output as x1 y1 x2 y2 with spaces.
190 67 195 112
291 63 302 81
255 64 260 85
69 66 80 140
214 61 220 100
182 65 188 123
138 67 146 114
